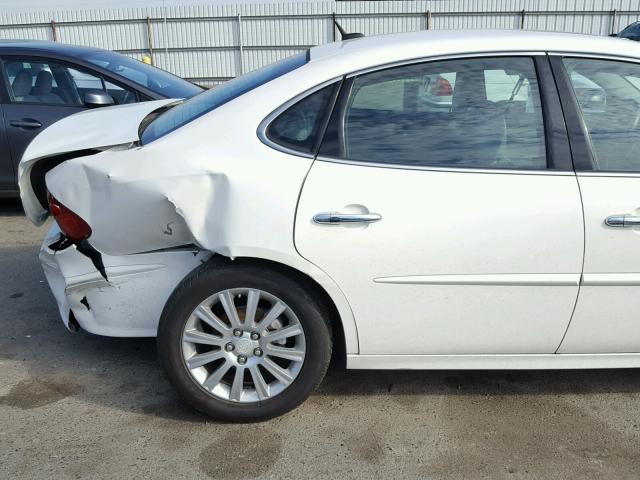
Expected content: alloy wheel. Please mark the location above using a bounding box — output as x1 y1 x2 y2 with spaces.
181 288 306 403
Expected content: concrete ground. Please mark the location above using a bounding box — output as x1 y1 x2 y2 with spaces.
1 198 640 480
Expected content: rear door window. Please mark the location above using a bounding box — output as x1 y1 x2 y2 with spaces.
319 56 547 170
3 59 81 106
2 58 139 107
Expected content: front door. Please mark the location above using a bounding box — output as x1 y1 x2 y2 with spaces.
0 57 92 185
553 56 640 353
296 55 584 355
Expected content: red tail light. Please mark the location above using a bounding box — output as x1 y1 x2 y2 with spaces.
430 77 453 96
47 193 92 242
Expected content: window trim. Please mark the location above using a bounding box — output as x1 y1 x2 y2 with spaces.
319 53 569 173
344 51 547 78
0 58 10 103
549 53 640 174
313 155 575 176
257 76 343 159
535 55 573 171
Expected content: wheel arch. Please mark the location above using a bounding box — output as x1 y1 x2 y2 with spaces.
205 253 358 364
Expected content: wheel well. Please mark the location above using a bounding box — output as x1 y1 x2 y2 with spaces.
208 255 347 368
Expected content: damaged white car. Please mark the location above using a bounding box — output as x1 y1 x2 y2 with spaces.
21 30 640 421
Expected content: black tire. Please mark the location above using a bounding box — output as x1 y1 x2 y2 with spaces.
157 260 333 422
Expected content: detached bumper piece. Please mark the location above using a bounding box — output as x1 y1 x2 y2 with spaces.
39 224 210 337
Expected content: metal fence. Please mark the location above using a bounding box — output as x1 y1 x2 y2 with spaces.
1 0 640 87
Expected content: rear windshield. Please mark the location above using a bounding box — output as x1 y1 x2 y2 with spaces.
140 52 308 145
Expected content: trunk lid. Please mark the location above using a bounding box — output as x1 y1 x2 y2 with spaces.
19 98 177 224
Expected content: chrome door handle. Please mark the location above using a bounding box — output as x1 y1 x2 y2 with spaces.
313 212 382 225
605 215 640 227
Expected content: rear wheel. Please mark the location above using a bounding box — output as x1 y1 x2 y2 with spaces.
157 262 332 422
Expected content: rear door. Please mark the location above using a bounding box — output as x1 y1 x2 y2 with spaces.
294 55 584 355
552 56 640 353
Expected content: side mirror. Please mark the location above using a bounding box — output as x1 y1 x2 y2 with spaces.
609 33 619 37
84 90 115 108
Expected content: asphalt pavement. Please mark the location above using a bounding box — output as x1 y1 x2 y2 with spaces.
1 198 640 479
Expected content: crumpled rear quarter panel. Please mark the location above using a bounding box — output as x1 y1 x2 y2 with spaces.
44 90 315 260
40 225 211 336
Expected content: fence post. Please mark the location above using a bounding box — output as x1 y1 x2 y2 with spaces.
50 20 57 41
332 12 336 41
425 10 431 30
520 9 526 29
611 9 617 34
237 14 244 76
163 13 168 70
146 17 154 65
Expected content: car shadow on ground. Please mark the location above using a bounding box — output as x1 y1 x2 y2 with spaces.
5 314 640 425
0 198 24 216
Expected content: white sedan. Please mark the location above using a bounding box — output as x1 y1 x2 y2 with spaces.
20 30 640 421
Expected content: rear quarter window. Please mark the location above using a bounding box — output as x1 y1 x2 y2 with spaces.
264 82 339 155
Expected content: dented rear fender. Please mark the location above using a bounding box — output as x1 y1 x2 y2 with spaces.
19 98 179 224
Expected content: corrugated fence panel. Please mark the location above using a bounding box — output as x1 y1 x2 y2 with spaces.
0 0 639 84
434 13 522 30
154 18 238 49
243 47 307 73
157 49 239 79
58 22 147 51
242 17 326 47
0 25 52 41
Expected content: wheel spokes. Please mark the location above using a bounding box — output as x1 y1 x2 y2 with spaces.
257 301 287 332
202 359 233 391
219 290 242 329
183 288 306 403
230 367 245 401
194 304 230 335
183 329 225 346
186 350 225 369
263 324 303 343
262 358 293 386
264 344 305 362
244 289 260 329
249 365 269 400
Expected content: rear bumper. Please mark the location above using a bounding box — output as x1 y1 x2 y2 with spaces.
39 224 210 337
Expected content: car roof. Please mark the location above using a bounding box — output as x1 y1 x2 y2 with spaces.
621 21 640 32
0 39 102 57
309 29 640 73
